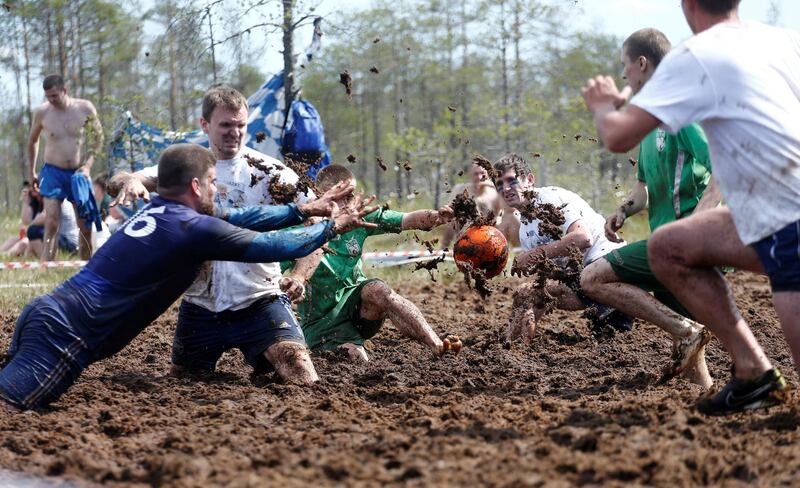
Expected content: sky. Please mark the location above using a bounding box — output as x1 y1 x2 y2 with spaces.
3 0 798 107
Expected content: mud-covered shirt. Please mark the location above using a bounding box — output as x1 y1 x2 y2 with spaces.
518 186 624 265
49 197 334 360
637 124 712 232
184 147 314 312
293 208 405 326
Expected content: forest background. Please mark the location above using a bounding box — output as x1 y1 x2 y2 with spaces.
0 0 788 223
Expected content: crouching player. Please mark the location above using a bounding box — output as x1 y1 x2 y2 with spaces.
0 144 376 411
285 164 461 362
493 154 632 343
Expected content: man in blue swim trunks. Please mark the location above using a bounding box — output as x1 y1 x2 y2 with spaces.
0 143 376 411
27 74 104 261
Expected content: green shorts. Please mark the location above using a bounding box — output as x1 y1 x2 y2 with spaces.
302 279 385 351
603 239 692 318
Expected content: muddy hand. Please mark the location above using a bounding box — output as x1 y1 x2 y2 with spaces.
330 195 379 234
437 205 455 223
279 277 306 303
441 335 463 356
110 176 150 208
604 208 626 243
301 180 356 217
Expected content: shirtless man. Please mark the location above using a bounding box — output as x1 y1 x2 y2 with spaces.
28 75 103 261
442 160 521 249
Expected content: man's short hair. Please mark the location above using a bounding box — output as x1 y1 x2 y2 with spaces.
697 0 740 15
157 144 216 194
43 75 65 91
316 164 354 190
493 154 532 179
201 85 248 121
623 28 671 68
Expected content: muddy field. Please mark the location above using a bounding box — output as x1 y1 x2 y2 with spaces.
0 271 798 487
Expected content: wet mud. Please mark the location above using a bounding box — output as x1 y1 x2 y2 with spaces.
0 272 798 486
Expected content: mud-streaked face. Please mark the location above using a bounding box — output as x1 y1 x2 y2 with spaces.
494 168 534 209
202 106 248 160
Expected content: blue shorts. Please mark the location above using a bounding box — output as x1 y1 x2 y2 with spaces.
752 221 800 292
172 295 306 374
0 296 91 410
39 163 80 202
26 225 79 254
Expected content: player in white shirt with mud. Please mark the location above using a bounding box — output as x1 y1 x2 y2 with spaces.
581 0 800 414
492 154 630 344
110 86 325 383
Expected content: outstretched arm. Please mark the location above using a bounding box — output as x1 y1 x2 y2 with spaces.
401 206 454 231
513 220 593 271
581 76 661 153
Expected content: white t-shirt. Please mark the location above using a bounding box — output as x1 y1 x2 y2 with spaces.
141 147 313 312
518 186 624 266
59 201 79 249
630 21 800 245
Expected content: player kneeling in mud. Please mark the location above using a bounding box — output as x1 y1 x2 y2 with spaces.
284 164 462 362
0 145 377 411
493 154 632 344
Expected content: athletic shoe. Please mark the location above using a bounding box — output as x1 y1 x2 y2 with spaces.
698 368 789 416
606 310 634 332
668 327 712 378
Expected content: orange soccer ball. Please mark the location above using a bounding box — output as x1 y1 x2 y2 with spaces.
453 225 510 279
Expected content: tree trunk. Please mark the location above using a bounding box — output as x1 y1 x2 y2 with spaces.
56 2 67 79
168 29 178 130
513 0 523 149
97 37 105 104
76 0 85 96
458 0 470 166
21 13 32 126
499 1 511 152
282 0 295 122
46 9 55 72
206 7 217 83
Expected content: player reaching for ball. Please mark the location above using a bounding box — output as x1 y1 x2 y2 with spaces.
579 28 720 388
283 164 462 362
492 154 632 344
0 145 377 411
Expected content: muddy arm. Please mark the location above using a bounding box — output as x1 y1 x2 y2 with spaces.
514 220 593 270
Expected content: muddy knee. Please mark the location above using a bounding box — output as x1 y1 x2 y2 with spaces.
360 281 393 320
265 341 318 384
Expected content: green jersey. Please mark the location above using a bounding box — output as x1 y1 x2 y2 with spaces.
636 124 712 231
294 208 405 329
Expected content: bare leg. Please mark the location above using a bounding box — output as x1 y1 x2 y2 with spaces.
360 281 447 355
0 236 19 253
28 240 43 258
72 202 92 260
264 341 319 384
581 259 712 388
773 292 800 372
42 198 62 262
649 207 772 381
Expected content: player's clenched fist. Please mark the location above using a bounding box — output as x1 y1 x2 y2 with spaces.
581 76 632 114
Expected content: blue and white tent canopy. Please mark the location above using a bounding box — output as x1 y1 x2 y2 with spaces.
109 17 322 174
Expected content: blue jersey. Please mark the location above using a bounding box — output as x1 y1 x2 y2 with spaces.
49 196 334 360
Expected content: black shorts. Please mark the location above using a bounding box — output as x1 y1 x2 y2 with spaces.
752 220 800 292
171 295 306 374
